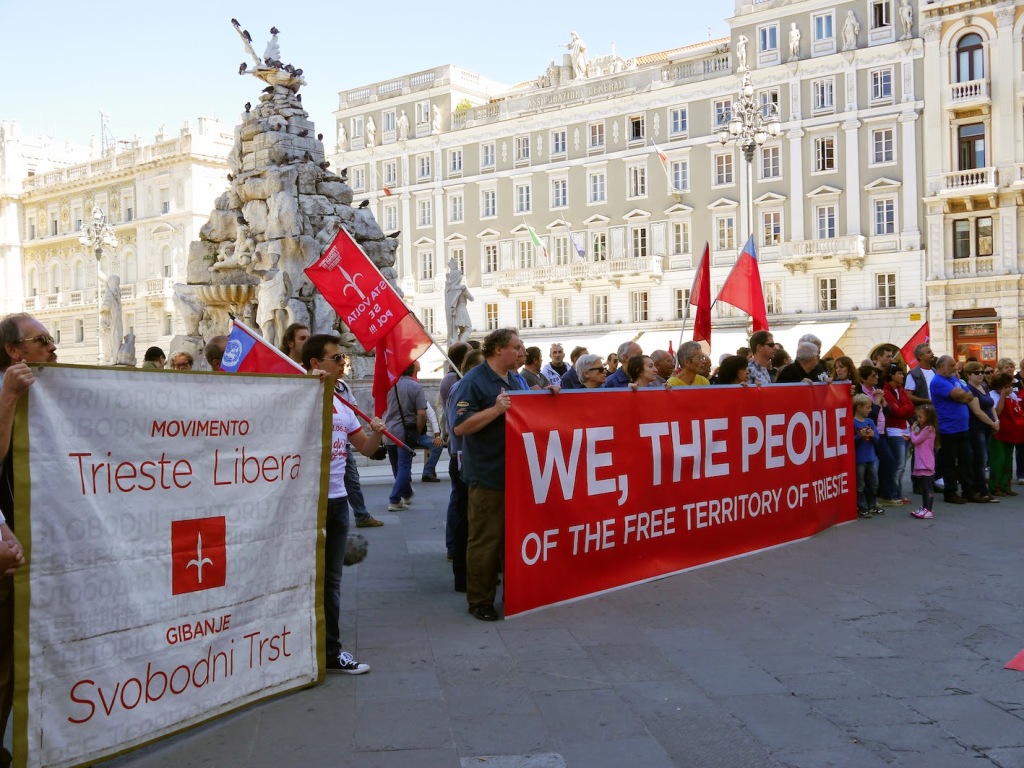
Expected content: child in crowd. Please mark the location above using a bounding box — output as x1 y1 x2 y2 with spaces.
853 393 881 519
906 404 938 519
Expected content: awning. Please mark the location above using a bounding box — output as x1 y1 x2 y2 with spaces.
700 320 853 364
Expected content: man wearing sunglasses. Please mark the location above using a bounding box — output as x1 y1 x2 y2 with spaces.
0 313 56 766
747 330 776 386
303 333 386 674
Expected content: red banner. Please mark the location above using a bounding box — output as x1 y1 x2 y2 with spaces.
304 227 411 351
503 384 855 616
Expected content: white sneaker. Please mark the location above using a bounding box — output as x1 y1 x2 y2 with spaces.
387 501 408 512
328 651 370 675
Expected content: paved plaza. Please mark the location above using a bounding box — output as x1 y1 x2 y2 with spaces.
96 462 1024 768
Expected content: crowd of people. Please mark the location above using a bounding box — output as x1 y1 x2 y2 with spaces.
4 308 1024 762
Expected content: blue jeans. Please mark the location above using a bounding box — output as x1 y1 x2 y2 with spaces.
876 433 896 500
856 461 878 510
344 446 370 523
418 434 443 478
884 435 907 500
325 496 349 658
970 429 990 495
387 435 443 504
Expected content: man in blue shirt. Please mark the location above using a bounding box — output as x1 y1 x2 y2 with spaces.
930 354 987 504
603 341 642 389
453 328 525 621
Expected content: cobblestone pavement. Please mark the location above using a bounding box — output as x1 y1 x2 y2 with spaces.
101 465 1024 768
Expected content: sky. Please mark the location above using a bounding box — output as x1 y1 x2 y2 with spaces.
3 0 731 149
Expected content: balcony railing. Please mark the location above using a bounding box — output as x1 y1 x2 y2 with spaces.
940 167 997 192
493 255 663 289
780 234 866 260
948 78 989 105
947 256 995 278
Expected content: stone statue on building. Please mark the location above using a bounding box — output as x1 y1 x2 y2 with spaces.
735 34 748 71
444 259 474 345
900 0 913 40
788 23 801 61
842 11 860 51
397 110 409 140
431 105 442 135
338 124 347 151
562 32 590 80
99 274 124 366
365 116 376 148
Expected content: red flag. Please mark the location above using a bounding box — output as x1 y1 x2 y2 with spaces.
306 227 433 416
716 235 768 333
221 319 302 374
689 243 712 343
372 314 432 416
304 227 411 351
899 321 930 368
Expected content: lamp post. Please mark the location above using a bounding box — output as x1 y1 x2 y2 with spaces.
718 70 781 246
78 205 117 364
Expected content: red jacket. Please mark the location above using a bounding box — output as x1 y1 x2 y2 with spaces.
882 383 916 430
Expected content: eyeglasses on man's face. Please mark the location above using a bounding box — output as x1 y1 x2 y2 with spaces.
19 334 55 347
587 366 607 373
321 353 345 364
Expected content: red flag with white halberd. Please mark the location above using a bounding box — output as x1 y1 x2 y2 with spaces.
899 321 930 368
689 243 712 344
715 235 769 333
305 227 432 415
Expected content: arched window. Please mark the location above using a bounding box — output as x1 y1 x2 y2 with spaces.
26 267 38 297
956 33 984 83
123 250 137 284
161 245 173 278
72 259 85 290
49 264 61 293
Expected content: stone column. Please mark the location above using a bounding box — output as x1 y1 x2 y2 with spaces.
842 118 861 236
787 128 805 241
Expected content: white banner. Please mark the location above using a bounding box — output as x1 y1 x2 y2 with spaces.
12 366 330 768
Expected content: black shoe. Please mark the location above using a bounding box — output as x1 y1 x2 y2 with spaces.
421 475 441 483
857 509 873 519
454 582 467 593
945 495 967 504
469 604 499 621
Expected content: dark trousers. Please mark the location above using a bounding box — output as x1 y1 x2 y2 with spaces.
449 454 468 590
940 430 976 499
466 486 504 609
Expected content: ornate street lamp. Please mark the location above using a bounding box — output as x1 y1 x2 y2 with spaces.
718 70 781 243
78 205 117 364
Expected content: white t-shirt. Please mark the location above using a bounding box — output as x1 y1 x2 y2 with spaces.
329 398 361 499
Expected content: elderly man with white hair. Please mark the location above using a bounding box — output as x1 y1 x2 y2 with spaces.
775 341 828 383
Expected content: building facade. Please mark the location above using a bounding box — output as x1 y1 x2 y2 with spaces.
921 0 1024 365
0 119 233 363
332 0 930 368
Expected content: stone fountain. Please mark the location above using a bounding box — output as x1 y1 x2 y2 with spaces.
172 21 400 377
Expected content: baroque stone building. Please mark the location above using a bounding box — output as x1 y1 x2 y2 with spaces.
331 0 933 369
921 0 1024 365
0 119 233 363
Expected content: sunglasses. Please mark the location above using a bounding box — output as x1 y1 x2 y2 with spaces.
587 366 607 373
321 353 345 364
19 334 54 346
